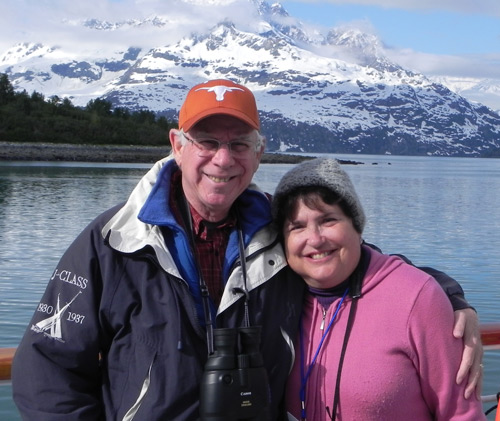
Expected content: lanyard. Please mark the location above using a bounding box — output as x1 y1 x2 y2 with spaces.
299 287 349 421
181 192 250 355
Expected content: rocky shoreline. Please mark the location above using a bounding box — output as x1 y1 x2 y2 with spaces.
0 142 319 164
0 142 170 164
0 142 365 165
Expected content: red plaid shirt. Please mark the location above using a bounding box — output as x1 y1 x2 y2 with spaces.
170 171 235 307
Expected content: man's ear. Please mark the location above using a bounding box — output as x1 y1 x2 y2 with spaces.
257 135 266 159
253 135 266 172
169 129 184 166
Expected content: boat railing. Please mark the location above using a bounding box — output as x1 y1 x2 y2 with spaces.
1 323 500 413
480 322 500 416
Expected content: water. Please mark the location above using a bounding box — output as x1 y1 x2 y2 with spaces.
1 155 499 419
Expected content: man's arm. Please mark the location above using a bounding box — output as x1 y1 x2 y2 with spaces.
12 224 105 420
414 265 468 310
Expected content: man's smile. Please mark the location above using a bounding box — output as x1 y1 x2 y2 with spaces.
206 174 234 183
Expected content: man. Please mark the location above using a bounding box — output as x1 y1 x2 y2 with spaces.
12 79 482 420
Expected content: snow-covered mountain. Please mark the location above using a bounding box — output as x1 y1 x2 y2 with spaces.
1 0 499 156
429 75 500 114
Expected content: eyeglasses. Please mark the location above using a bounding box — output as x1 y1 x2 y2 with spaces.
181 132 257 159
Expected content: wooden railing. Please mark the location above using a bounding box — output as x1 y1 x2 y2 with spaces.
0 347 16 382
1 323 500 382
481 322 500 351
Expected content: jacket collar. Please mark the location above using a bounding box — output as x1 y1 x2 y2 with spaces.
137 159 273 248
102 156 276 276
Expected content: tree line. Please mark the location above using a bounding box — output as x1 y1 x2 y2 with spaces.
0 73 176 146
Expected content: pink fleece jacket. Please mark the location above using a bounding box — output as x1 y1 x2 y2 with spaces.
286 246 485 420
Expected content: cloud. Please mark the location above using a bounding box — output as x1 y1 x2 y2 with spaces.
387 48 500 79
0 0 263 53
284 0 500 17
0 0 129 51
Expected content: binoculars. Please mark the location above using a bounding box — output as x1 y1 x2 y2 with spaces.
199 326 271 421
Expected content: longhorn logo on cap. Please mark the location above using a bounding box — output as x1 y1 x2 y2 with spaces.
195 85 245 101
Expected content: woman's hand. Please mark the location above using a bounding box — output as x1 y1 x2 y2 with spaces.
453 308 483 399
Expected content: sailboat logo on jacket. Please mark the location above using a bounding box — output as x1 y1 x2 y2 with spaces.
31 292 82 342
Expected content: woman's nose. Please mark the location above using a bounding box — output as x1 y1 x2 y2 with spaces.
306 226 324 245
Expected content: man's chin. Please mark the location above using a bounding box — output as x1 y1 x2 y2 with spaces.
202 196 236 216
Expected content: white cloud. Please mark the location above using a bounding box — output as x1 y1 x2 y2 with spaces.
0 0 262 52
387 48 500 79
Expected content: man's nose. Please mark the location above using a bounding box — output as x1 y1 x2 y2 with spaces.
212 143 235 164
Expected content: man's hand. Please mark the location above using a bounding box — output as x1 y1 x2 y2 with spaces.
453 308 483 399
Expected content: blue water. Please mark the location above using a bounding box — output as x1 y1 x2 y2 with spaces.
1 155 499 419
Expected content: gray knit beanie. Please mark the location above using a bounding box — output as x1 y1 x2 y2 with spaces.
272 158 366 233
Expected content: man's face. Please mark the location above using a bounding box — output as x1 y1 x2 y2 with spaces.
170 115 264 222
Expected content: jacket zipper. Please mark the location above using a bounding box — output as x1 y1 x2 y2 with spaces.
320 307 327 330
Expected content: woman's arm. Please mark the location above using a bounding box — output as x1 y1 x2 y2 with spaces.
363 241 483 397
408 277 485 420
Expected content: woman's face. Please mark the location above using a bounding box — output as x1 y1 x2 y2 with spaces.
283 197 362 289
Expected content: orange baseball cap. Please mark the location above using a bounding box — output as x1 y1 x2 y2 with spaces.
178 79 260 131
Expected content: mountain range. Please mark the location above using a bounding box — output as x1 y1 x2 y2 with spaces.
1 0 499 156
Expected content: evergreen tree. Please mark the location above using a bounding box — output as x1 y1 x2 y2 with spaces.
0 72 177 146
0 73 15 105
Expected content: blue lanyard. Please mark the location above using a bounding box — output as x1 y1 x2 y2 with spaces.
299 288 349 421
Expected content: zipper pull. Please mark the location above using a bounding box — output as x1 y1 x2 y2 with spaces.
320 307 326 330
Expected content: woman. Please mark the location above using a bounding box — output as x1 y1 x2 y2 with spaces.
272 158 485 420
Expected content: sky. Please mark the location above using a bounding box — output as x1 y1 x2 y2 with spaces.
0 0 499 81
